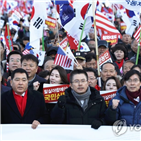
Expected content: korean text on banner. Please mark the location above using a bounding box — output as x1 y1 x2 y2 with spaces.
100 90 117 106
99 50 113 68
43 84 69 103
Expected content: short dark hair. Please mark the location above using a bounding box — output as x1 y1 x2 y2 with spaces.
21 54 39 65
85 53 96 62
131 64 141 72
43 57 54 67
22 36 29 41
13 41 21 51
124 70 141 81
70 69 88 83
7 50 23 62
49 65 69 84
11 68 29 79
123 60 134 68
84 67 98 78
38 70 50 79
103 76 122 90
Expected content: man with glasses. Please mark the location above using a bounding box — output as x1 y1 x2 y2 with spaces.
51 69 107 129
105 70 141 126
3 50 23 82
84 68 100 91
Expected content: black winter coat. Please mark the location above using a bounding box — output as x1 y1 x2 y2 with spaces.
51 87 107 125
1 89 49 124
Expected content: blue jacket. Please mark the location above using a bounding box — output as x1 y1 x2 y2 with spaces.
105 86 141 126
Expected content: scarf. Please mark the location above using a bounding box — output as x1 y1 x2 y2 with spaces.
13 90 28 117
71 87 91 111
115 59 124 70
126 88 141 105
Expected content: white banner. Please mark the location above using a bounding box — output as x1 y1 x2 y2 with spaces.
1 124 140 140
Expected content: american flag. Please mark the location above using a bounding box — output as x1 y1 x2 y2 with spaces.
22 49 30 55
54 47 72 68
95 11 120 35
133 26 141 45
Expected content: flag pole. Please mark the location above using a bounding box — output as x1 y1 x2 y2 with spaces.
136 29 141 65
77 3 91 51
92 1 101 87
42 31 45 51
78 19 87 51
54 1 60 43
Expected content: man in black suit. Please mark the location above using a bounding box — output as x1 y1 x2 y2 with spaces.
1 68 49 129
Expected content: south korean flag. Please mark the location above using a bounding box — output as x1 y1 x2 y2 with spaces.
30 1 46 50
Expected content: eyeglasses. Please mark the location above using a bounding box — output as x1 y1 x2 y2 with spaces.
10 58 20 62
88 77 96 81
126 78 140 83
72 79 87 84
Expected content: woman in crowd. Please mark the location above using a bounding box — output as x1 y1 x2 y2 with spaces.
112 44 128 74
105 70 141 125
48 65 69 84
103 76 122 91
33 65 68 90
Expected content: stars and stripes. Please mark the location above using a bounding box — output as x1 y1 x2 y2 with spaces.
133 26 141 45
54 47 72 68
95 11 120 34
22 49 30 55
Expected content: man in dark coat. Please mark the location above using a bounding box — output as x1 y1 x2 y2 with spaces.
1 68 49 129
51 69 107 129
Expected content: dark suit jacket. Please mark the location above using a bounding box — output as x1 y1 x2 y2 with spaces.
1 85 11 94
1 89 49 124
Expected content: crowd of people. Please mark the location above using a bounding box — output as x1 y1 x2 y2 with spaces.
1 10 141 130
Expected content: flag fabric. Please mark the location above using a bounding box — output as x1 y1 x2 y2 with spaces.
30 49 46 66
101 6 114 22
125 9 139 36
67 33 78 50
80 42 90 52
8 9 22 31
30 1 46 50
56 0 93 41
0 19 4 28
22 49 30 55
133 26 141 45
54 46 74 70
95 11 120 34
111 0 141 12
4 24 13 51
24 42 34 50
2 0 18 14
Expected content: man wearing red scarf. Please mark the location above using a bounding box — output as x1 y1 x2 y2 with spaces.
1 68 49 129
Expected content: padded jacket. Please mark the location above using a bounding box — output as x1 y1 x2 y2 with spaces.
51 87 107 125
105 86 141 126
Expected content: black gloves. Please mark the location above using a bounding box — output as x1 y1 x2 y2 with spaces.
58 95 66 109
91 119 102 129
